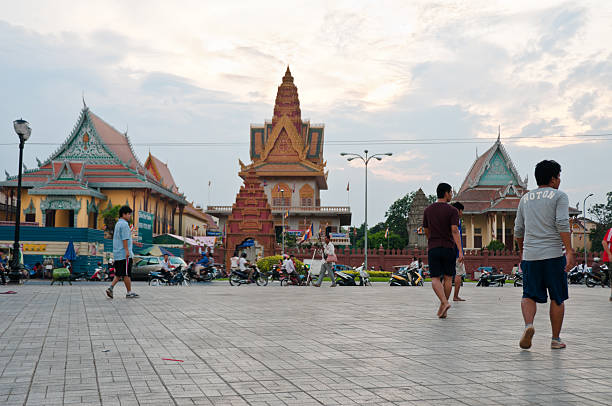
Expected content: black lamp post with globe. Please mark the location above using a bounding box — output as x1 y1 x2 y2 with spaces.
8 119 31 283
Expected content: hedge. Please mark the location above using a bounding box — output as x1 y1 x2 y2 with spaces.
257 255 305 274
345 270 391 278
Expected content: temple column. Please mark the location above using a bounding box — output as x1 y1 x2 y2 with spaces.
470 215 474 249
178 205 184 237
502 214 506 245
482 213 493 247
493 213 497 240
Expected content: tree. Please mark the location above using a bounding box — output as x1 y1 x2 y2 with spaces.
284 233 297 249
486 239 505 251
369 222 387 235
101 205 121 236
589 191 612 252
356 230 405 250
384 191 436 242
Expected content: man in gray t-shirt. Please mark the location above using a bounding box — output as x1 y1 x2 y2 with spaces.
514 160 574 350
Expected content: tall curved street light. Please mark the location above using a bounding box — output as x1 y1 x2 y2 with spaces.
340 150 392 270
583 193 594 268
9 119 31 283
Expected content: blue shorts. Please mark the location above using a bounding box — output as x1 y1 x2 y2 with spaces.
522 256 568 304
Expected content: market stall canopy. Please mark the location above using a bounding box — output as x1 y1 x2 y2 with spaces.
153 233 216 248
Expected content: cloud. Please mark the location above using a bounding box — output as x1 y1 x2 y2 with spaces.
0 1 611 226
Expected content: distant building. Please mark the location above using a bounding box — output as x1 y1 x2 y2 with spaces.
0 107 189 234
453 135 579 250
0 190 17 223
143 152 217 237
406 188 429 249
570 217 598 252
207 68 351 246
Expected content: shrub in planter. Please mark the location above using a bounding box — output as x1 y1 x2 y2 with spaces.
256 255 304 274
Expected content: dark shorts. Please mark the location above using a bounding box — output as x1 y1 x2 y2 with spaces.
428 247 456 278
522 256 568 304
114 258 133 278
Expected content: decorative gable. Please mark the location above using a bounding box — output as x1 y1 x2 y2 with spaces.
53 110 116 163
479 151 517 186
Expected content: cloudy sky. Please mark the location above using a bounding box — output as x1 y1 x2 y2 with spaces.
1 0 611 225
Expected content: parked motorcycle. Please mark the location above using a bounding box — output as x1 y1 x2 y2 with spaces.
229 265 268 286
567 266 586 284
585 264 610 288
69 270 89 281
335 270 357 286
149 266 189 286
476 270 506 287
513 271 523 287
90 263 106 281
170 266 190 286
389 266 423 286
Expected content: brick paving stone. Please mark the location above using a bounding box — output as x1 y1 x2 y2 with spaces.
0 282 610 405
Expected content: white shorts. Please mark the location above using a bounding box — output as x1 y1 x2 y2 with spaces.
455 262 466 276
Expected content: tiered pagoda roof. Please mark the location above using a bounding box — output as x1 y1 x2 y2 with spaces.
241 67 328 188
1 107 187 204
455 136 528 214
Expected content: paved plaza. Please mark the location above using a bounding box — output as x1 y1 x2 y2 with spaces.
0 281 610 406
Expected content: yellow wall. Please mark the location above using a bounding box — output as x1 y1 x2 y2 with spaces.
175 213 208 237
15 188 181 234
463 213 516 249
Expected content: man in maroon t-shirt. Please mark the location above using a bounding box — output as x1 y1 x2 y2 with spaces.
423 182 464 318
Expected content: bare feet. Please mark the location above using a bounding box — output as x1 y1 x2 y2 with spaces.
519 325 535 349
453 297 466 302
437 302 451 318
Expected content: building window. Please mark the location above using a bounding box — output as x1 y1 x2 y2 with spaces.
68 210 75 228
271 183 292 207
299 184 314 207
473 227 482 249
25 213 35 223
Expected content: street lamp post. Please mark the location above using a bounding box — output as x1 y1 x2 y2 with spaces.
281 189 285 255
340 150 392 270
9 119 31 283
583 193 594 268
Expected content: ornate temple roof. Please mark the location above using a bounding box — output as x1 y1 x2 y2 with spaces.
458 136 527 194
455 136 527 214
243 67 327 188
144 153 178 193
1 107 187 204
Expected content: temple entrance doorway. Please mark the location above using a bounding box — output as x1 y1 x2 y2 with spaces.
235 238 264 263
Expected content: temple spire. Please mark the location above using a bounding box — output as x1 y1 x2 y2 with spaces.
273 67 301 133
497 124 501 142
